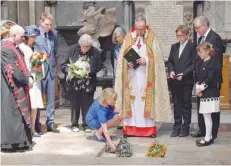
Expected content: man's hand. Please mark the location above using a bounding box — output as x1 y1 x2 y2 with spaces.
136 58 146 65
127 62 134 69
170 71 175 79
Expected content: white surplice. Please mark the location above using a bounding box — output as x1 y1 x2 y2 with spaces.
123 36 155 127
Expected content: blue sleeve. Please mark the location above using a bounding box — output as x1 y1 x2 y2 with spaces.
97 107 108 124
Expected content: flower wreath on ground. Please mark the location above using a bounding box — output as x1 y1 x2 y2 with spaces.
105 137 133 157
146 140 167 158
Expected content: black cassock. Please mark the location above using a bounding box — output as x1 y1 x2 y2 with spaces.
1 41 32 151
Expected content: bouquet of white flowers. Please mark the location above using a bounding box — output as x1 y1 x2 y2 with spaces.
66 56 91 82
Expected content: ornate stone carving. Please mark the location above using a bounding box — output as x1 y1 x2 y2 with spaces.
45 0 57 7
77 2 116 49
182 1 194 37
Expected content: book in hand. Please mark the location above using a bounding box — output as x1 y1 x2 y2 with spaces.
123 48 141 69
173 73 183 79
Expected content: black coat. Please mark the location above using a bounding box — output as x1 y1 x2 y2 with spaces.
204 30 224 72
168 40 197 85
61 44 102 93
196 58 220 98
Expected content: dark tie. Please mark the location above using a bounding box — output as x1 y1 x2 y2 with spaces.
44 32 48 46
197 36 204 45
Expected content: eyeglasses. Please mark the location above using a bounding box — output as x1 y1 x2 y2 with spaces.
194 25 202 30
81 45 91 49
176 34 186 38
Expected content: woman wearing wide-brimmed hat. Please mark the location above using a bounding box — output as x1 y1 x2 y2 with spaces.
19 25 44 137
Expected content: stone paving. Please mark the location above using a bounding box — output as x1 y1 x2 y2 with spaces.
1 108 231 165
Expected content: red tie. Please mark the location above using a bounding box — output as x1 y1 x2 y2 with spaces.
137 39 142 49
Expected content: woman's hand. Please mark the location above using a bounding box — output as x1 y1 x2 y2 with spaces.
196 89 202 97
197 92 203 97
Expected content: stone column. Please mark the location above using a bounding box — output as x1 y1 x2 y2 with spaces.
124 1 130 32
29 0 36 25
35 1 45 25
1 1 8 20
7 1 17 23
17 0 29 27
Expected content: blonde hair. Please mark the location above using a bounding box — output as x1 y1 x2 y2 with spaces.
196 41 215 56
99 88 117 104
40 12 53 22
175 25 189 35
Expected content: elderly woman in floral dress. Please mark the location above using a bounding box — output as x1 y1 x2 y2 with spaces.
61 34 102 133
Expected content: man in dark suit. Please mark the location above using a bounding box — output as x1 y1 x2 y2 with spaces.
34 12 60 133
168 25 196 137
191 15 223 139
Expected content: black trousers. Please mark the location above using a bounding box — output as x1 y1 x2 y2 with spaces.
171 83 193 132
196 97 220 138
69 91 94 128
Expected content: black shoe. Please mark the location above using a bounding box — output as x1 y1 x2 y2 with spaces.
47 127 60 133
196 138 214 144
179 131 189 137
191 131 204 137
171 130 180 137
196 139 212 147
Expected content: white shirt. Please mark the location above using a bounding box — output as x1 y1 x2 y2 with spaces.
203 28 211 41
179 40 188 58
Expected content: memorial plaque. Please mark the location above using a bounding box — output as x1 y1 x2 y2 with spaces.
146 1 183 59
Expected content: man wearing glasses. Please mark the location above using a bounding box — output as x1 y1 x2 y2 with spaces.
191 15 223 141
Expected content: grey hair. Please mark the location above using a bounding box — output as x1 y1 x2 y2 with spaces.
193 15 210 27
112 26 126 44
135 13 146 24
9 25 24 37
78 34 93 46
